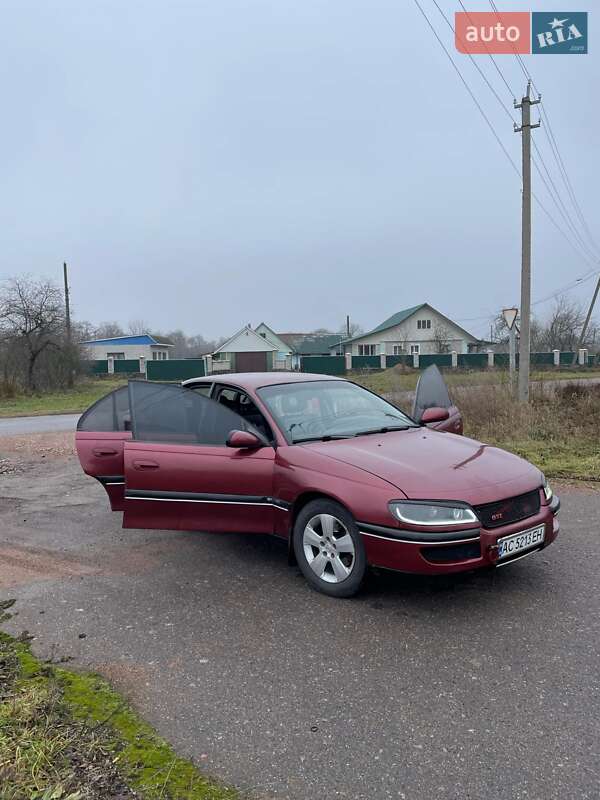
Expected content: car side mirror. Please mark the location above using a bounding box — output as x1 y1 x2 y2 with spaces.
226 429 262 449
421 406 450 424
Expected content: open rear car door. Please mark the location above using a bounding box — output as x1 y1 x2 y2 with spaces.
412 364 463 434
76 386 131 510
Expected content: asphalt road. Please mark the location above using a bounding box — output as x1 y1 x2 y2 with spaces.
1 455 599 800
0 413 80 435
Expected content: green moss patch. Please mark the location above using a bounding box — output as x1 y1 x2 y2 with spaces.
60 670 236 800
0 610 237 800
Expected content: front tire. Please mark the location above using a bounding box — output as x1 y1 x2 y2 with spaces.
293 499 366 598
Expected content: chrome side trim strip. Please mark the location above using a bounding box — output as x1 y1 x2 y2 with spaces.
124 494 289 511
360 530 481 546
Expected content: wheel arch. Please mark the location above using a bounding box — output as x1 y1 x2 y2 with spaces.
286 491 353 565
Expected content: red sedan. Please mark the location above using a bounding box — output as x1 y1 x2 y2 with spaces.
76 369 560 597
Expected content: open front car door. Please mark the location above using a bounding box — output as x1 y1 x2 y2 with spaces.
412 364 463 434
122 381 277 534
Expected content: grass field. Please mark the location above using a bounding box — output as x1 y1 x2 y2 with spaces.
0 601 236 800
1 368 599 418
351 366 600 395
445 382 600 482
0 379 127 417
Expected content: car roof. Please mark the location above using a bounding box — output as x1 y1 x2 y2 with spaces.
182 371 346 390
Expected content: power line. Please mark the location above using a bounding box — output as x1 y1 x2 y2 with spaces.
488 0 531 84
456 0 516 99
430 0 515 124
425 0 598 270
538 103 600 256
532 267 600 308
411 0 522 179
486 0 599 258
531 146 598 264
415 0 600 326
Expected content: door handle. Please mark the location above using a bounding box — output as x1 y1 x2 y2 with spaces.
133 460 160 470
93 448 118 457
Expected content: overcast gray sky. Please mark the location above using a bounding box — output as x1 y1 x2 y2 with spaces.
1 1 597 340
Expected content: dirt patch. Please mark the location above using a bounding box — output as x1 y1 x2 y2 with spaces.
0 538 189 590
0 544 99 589
0 431 75 460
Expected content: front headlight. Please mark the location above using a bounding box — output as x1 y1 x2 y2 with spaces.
388 501 478 527
543 478 553 502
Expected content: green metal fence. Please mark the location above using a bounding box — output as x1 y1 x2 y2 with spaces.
386 355 413 368
531 352 555 366
420 353 452 368
146 359 205 381
301 356 346 375
559 351 576 365
87 359 108 374
82 351 595 382
352 355 381 370
457 353 489 369
114 359 143 374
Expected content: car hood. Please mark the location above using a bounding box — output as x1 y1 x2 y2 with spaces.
303 428 542 504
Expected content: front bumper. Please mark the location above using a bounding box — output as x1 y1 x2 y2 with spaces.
360 494 560 575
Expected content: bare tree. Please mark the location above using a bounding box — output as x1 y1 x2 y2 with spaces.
0 277 66 390
128 319 149 335
337 321 363 338
432 322 451 354
540 296 587 352
93 321 124 339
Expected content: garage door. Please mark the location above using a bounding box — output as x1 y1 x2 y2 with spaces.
236 351 268 372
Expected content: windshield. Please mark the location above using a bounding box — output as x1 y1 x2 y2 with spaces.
257 380 417 443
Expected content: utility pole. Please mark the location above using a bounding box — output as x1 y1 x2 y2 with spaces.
346 315 351 338
572 274 600 364
514 82 540 403
509 324 517 388
63 261 73 388
63 262 71 343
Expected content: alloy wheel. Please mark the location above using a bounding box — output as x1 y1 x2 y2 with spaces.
302 513 356 584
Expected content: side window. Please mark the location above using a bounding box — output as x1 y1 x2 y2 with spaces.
77 386 130 432
128 381 258 446
215 386 273 440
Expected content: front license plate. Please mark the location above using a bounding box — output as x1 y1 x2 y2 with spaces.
497 524 545 560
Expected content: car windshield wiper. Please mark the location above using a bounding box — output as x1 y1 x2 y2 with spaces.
293 434 352 443
353 425 412 436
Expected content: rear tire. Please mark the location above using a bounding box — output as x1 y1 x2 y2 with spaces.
293 499 366 598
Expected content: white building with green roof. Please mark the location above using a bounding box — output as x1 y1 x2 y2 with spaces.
337 304 481 357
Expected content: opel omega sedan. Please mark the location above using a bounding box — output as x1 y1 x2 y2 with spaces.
76 368 560 597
